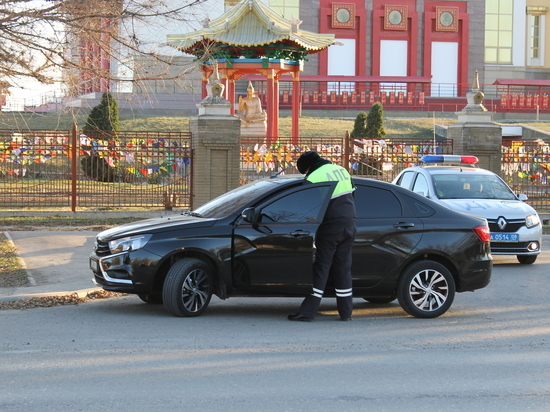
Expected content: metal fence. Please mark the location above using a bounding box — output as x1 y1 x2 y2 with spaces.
239 136 550 214
239 136 454 184
502 139 550 213
0 127 192 210
348 137 454 182
2 129 550 214
239 136 350 184
0 129 72 208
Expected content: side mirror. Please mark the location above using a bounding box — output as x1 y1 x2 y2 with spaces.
517 193 528 201
241 207 255 223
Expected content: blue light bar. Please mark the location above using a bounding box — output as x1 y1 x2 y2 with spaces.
421 155 479 164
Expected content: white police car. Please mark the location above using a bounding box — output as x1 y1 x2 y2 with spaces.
393 155 542 264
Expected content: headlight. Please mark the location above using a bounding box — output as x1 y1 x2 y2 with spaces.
109 234 152 254
525 214 540 228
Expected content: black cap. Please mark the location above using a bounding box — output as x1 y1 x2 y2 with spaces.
297 151 321 174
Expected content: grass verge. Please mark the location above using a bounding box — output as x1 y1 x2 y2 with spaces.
0 233 29 288
0 216 144 231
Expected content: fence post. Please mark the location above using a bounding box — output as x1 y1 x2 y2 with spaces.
71 123 78 212
343 130 350 170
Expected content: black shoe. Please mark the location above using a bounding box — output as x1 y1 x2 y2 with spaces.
339 316 352 321
287 313 313 322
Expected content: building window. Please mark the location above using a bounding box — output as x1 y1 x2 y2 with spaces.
269 0 300 19
485 0 514 64
527 7 547 67
531 15 540 59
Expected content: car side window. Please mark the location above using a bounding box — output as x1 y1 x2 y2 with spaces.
396 171 416 190
354 185 402 218
412 174 429 197
401 194 436 217
259 186 330 223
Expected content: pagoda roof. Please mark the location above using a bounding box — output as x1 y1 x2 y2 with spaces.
167 0 336 56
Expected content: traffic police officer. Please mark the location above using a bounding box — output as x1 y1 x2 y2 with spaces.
288 151 357 322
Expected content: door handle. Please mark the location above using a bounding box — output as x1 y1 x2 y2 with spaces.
290 230 310 238
393 222 415 229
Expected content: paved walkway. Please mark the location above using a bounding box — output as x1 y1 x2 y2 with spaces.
0 231 100 302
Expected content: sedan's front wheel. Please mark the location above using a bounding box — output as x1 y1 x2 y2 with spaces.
397 261 455 318
163 258 213 317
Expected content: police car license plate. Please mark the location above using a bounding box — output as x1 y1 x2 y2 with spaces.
490 233 519 242
90 258 99 272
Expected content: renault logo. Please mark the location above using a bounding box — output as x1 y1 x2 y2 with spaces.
497 217 507 230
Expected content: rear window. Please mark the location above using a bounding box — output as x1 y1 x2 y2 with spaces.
354 186 402 218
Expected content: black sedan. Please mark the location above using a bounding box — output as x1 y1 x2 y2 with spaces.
90 176 492 319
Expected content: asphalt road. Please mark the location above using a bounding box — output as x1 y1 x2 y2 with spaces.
1 242 549 411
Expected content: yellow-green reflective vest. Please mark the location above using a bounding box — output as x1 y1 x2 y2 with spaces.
306 163 354 198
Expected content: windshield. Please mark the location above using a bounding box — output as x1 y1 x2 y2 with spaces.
193 179 294 218
432 173 517 200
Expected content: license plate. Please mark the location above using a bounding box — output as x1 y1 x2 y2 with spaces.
90 258 99 272
490 233 519 242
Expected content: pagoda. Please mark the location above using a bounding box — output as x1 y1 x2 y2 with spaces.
167 0 337 139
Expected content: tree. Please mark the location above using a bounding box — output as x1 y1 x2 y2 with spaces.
366 102 386 140
349 111 368 139
84 92 120 132
0 0 208 94
351 103 385 176
81 92 120 182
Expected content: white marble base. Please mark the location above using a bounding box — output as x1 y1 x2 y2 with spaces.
196 101 232 116
456 111 494 124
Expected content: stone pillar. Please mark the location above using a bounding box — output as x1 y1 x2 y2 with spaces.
446 71 503 175
447 121 502 174
189 72 241 209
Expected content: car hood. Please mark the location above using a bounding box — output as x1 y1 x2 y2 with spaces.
97 215 217 241
438 199 537 219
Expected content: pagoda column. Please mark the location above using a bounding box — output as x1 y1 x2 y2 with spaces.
266 71 276 140
226 78 236 115
292 72 300 140
273 75 280 139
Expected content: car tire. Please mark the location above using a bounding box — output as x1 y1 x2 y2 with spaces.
138 294 163 304
397 260 455 318
163 258 213 317
517 255 537 264
362 296 396 304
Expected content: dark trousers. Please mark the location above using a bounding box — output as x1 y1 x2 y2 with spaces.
299 222 356 319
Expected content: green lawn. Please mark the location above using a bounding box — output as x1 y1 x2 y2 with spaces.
0 111 460 140
3 110 550 139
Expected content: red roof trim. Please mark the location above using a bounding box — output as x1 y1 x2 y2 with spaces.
493 78 550 86
248 75 432 83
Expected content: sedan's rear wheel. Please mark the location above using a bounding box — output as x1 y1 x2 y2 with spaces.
517 255 537 264
163 258 213 317
397 261 455 318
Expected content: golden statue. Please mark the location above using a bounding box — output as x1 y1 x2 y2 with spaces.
236 81 267 126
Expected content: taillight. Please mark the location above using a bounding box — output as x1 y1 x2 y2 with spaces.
473 225 491 243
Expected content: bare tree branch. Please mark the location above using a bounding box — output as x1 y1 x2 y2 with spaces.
0 0 210 94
